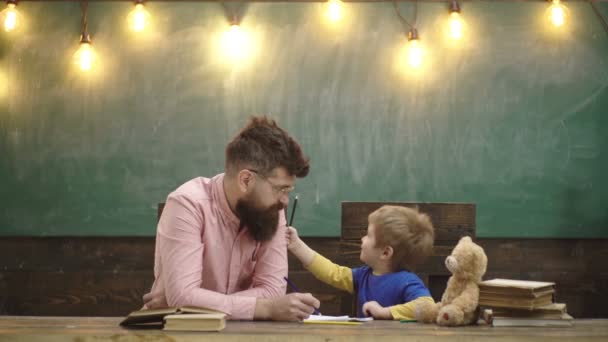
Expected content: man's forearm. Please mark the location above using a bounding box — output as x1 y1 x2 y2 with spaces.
254 297 273 320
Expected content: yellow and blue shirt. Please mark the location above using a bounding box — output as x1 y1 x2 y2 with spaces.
306 253 434 320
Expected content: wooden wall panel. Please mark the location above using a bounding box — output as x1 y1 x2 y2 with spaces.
341 202 475 242
0 237 606 318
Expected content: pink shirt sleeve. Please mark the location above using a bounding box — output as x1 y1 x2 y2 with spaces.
157 194 286 320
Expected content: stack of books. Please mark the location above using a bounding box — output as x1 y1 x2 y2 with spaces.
479 278 573 327
120 306 226 331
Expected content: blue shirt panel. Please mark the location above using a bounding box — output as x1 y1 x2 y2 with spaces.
351 266 431 317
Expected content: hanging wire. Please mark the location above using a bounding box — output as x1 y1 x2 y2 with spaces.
589 0 608 36
393 0 417 30
80 0 89 38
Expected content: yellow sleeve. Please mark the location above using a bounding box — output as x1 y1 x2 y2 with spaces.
389 296 435 320
305 253 354 294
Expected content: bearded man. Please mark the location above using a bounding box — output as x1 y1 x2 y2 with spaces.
142 116 320 321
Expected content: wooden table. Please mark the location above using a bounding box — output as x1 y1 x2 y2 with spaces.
1 316 607 341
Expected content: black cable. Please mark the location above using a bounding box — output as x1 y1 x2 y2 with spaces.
589 0 608 36
80 0 88 37
393 0 418 31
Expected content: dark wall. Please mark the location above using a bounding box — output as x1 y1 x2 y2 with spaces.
0 237 606 318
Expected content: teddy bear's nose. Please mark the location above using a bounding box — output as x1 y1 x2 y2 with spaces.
445 256 458 271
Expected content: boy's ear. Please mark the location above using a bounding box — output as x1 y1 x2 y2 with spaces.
382 245 394 260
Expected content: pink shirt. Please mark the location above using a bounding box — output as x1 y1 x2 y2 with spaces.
148 174 288 320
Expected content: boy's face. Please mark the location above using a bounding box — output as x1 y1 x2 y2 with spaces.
360 223 385 266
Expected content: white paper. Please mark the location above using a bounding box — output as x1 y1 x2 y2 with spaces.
304 315 373 322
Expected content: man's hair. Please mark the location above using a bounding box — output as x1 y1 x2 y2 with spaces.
225 116 310 178
369 206 435 271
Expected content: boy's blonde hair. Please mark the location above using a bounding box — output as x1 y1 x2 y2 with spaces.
368 205 435 271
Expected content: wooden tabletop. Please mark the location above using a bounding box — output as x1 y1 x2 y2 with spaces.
1 316 607 341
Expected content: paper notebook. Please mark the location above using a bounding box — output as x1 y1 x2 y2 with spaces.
163 313 226 332
492 313 573 327
120 306 224 328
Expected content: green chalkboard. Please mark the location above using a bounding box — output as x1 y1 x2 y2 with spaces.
0 2 607 237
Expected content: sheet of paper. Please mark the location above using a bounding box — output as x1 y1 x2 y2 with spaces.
304 315 373 322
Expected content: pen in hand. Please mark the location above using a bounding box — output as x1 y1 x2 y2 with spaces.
284 276 321 315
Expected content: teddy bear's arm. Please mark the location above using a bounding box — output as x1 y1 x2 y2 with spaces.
449 282 480 313
439 277 456 304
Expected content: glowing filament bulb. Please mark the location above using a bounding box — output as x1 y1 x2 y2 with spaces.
549 0 567 27
326 0 343 22
226 24 244 48
128 3 149 32
448 12 463 40
74 41 95 72
222 24 250 61
2 3 18 32
408 39 423 68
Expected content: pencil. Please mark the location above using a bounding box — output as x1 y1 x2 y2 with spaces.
289 194 299 226
284 276 322 315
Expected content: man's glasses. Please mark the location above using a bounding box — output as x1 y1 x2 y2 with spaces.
247 169 295 196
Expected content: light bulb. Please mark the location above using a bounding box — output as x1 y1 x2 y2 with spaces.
448 12 463 40
74 41 95 72
326 0 343 22
548 0 567 27
226 24 245 48
222 24 250 61
128 3 149 32
408 39 424 68
2 3 18 32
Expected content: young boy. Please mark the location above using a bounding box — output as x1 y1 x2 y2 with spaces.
286 205 435 320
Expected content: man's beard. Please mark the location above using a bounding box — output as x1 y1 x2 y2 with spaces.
236 194 285 242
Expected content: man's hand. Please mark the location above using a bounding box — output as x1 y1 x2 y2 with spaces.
142 290 168 310
256 292 320 321
362 301 393 320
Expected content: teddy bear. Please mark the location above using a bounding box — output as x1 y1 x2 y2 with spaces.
415 236 488 326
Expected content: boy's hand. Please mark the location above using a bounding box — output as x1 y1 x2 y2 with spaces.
362 301 393 320
285 226 301 251
285 226 315 266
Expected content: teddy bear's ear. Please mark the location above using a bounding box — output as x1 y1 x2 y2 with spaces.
459 236 472 243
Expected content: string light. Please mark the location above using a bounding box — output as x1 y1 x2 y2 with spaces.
547 0 568 27
448 0 463 40
223 23 250 60
74 39 94 71
1 0 597 76
326 0 343 22
393 0 424 69
128 0 149 32
1 0 19 32
73 1 95 72
407 28 424 68
220 3 252 62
